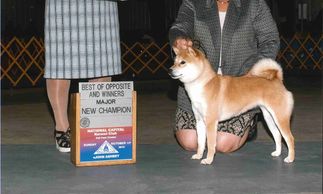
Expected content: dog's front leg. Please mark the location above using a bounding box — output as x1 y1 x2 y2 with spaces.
201 120 218 165
191 116 206 160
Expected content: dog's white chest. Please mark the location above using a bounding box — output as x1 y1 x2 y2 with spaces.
186 85 207 117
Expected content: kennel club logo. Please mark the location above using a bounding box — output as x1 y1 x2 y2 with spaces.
79 82 134 162
80 117 90 128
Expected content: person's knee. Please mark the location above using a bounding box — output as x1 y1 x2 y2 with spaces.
175 130 197 151
216 134 240 153
216 142 236 153
180 140 197 151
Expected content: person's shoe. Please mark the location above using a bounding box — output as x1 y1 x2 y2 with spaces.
54 128 71 153
247 114 258 142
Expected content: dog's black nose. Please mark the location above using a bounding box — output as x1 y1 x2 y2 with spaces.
168 68 176 78
168 68 173 75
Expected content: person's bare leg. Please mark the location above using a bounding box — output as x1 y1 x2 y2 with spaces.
175 128 250 153
46 79 71 132
175 129 198 151
216 129 250 153
89 76 112 82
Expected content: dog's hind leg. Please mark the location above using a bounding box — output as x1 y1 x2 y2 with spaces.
276 92 295 163
276 116 295 163
261 105 295 163
260 107 282 157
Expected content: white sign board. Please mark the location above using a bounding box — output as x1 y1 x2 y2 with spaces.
75 81 135 164
79 82 133 128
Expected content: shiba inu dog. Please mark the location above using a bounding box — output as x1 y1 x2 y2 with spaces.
169 46 295 165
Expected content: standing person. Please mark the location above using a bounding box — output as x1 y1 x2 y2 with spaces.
169 0 280 152
44 0 122 152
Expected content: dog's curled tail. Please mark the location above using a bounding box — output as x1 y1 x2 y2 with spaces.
247 58 283 81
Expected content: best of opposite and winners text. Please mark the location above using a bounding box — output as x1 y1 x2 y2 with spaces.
81 82 133 115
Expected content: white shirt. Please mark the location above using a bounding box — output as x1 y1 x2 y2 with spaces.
219 11 226 29
218 11 226 75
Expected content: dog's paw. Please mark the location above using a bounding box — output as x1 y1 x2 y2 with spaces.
271 150 281 157
200 158 213 165
191 154 203 160
284 157 294 163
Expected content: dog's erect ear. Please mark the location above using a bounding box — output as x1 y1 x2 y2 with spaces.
172 46 179 56
188 46 197 56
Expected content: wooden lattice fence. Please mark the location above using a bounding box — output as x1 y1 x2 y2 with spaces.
1 34 322 88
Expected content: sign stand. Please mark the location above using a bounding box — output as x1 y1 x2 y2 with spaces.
69 82 136 167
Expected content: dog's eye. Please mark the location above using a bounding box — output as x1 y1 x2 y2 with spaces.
180 61 186 65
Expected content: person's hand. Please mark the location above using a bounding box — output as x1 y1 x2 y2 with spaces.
173 38 193 50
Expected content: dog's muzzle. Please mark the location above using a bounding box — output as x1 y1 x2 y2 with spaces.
168 68 182 79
